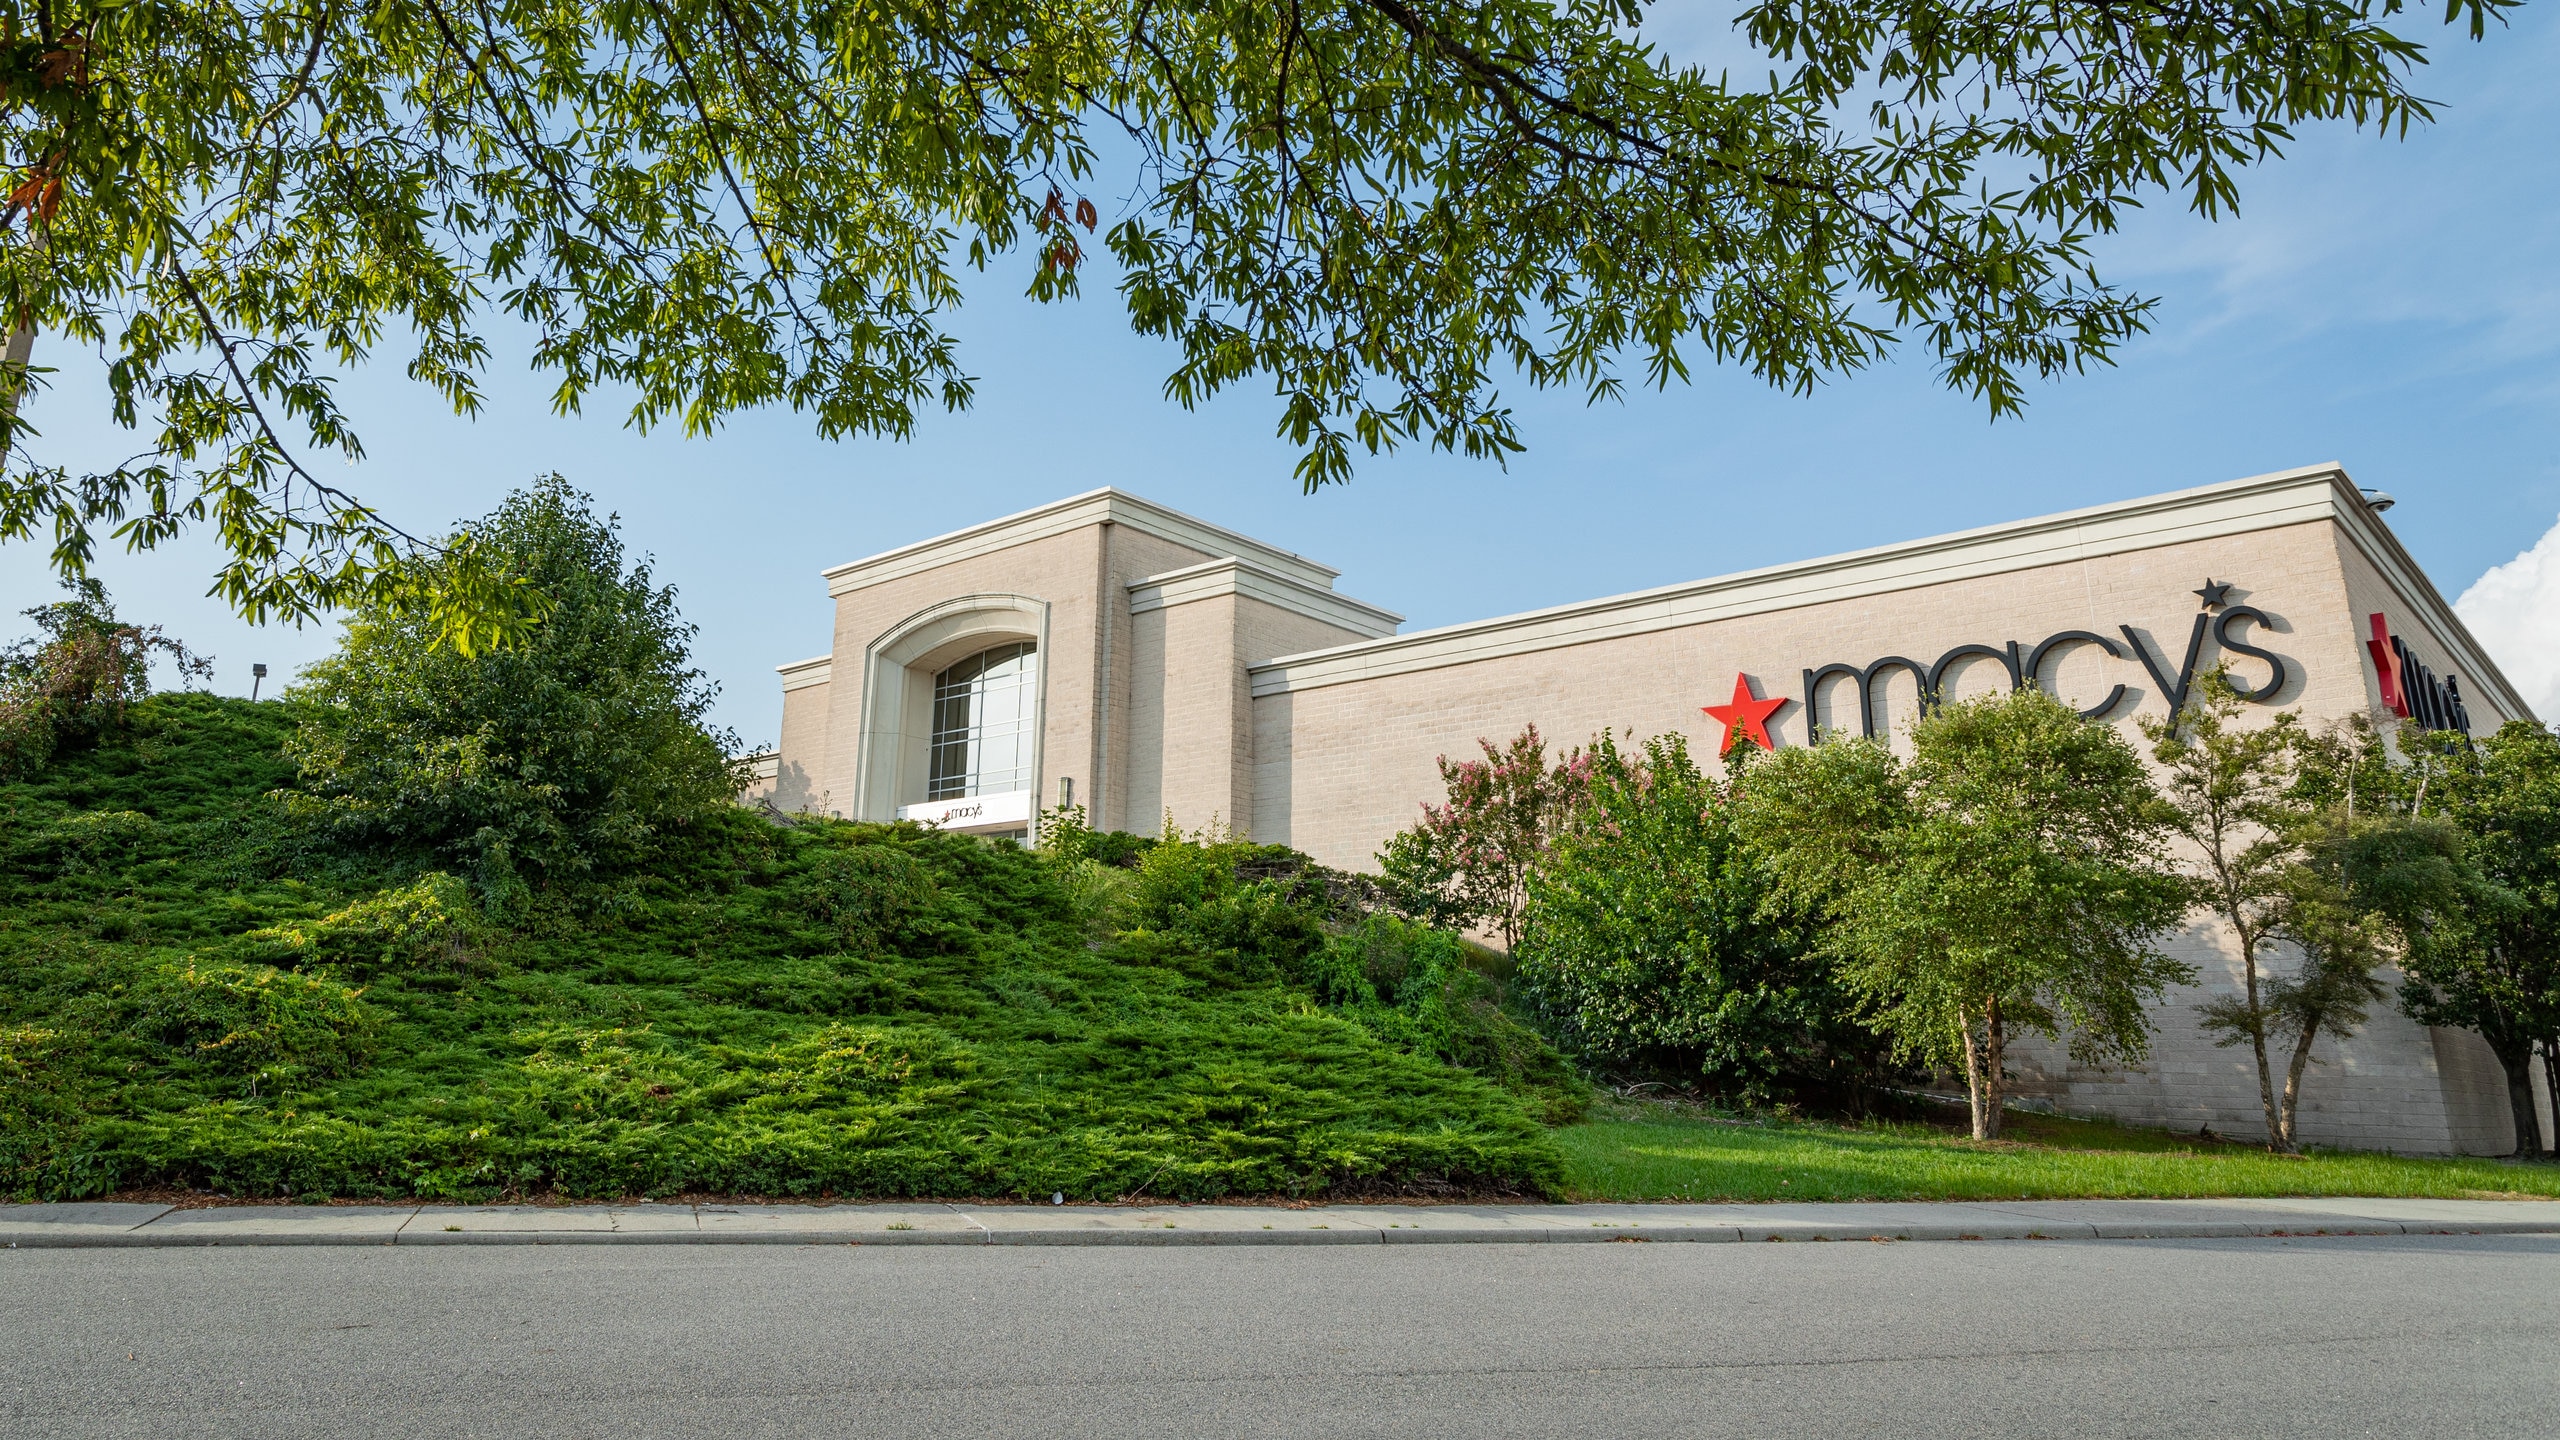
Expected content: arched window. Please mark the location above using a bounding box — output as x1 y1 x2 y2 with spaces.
926 641 1038 800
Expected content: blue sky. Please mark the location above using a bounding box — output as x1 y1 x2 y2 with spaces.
8 8 2558 743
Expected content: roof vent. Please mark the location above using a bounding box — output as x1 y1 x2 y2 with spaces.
2360 488 2397 513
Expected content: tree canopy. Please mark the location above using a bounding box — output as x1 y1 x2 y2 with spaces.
2397 721 2560 1155
0 0 2519 638
0 578 208 774
285 477 744 900
1515 731 1881 1107
1738 686 2192 1140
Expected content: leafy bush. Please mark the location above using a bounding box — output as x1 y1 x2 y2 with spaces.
0 1026 67 1122
1091 834 1588 1118
795 844 941 951
1518 732 1886 1108
0 581 209 777
1376 724 1588 950
1051 857 1136 938
1304 915 1589 1123
127 961 381 1083
35 809 157 874
247 872 488 974
0 1024 85 1199
1033 803 1157 868
286 478 745 895
1111 834 1328 984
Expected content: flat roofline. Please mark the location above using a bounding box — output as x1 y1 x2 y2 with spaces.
821 487 1342 595
1247 463 2532 721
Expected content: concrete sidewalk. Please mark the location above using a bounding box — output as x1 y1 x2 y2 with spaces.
5 1195 2557 1248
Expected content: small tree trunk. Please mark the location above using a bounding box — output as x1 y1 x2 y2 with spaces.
2278 1013 2321 1152
1 317 33 439
1957 1005 1989 1141
2542 1038 2560 1156
1498 858 1525 955
2495 1043 2543 1159
2236 932 2285 1151
1980 996 2007 1142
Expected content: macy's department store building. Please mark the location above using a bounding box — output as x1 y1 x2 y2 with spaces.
747 463 2545 1155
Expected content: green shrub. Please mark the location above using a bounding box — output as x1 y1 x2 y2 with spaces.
0 581 211 778
1114 837 1326 984
128 961 382 1083
1034 803 1156 870
796 843 940 950
285 478 745 894
37 809 156 874
0 1024 87 1198
247 872 487 973
1519 732 1888 1107
1305 914 1590 1123
0 1025 67 1121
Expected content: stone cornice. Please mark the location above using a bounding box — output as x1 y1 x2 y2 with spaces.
1128 557 1401 639
822 488 1341 596
776 655 833 691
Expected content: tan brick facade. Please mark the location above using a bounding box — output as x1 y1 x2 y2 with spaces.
758 468 2544 1155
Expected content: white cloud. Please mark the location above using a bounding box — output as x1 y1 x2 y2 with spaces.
2456 514 2560 723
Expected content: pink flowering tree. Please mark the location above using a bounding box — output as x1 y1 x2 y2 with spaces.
1377 724 1591 953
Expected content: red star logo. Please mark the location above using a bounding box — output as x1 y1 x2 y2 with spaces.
2365 613 2409 717
1704 673 1786 754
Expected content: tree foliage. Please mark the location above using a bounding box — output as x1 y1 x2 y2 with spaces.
1515 731 1886 1107
1378 723 1588 953
284 477 744 897
0 0 2518 634
2146 669 2307 1149
1739 686 2192 1139
2397 720 2560 1157
2255 810 2464 1146
0 578 209 776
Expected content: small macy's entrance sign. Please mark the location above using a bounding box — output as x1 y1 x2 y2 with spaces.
897 789 1036 832
1703 579 2290 753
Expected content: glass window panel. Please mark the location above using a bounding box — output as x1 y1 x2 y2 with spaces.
925 641 1038 802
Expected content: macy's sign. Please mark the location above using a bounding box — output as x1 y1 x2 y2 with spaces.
1704 579 2289 752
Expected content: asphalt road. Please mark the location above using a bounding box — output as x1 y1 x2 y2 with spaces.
7 1233 2556 1439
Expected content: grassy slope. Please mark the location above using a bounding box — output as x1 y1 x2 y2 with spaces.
1558 1107 2560 1203
1 695 1562 1203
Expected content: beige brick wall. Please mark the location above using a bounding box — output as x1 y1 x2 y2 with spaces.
2003 921 2483 1154
1153 592 1243 836
1094 528 1223 831
1124 588 1379 839
801 524 1237 826
770 680 831 813
1257 522 2353 872
2332 531 2528 728
814 527 1085 813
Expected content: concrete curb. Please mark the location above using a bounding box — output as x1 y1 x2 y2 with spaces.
6 1198 2558 1249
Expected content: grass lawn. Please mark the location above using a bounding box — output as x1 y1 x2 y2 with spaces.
1557 1102 2560 1204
